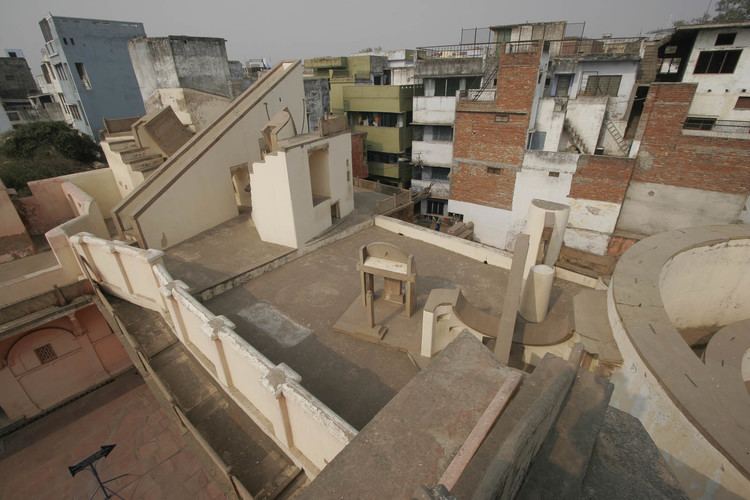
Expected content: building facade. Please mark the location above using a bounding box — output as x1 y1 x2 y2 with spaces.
37 15 146 137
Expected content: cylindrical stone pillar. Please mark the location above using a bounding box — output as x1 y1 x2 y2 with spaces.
520 264 555 323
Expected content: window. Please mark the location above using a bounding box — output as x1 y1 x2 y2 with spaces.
683 117 716 131
465 76 482 90
70 38 75 45
54 63 67 80
34 344 58 364
433 77 462 97
431 167 450 180
69 104 82 120
583 75 622 97
431 126 453 142
694 50 741 74
448 211 464 221
41 64 52 84
63 37 68 45
736 96 750 110
553 74 573 97
7 51 17 58
7 111 19 122
426 199 446 215
658 57 682 74
75 62 92 89
487 166 503 175
548 171 560 177
716 33 737 46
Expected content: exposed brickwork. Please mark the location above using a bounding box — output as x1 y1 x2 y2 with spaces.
450 162 518 210
569 155 635 204
351 131 368 179
451 43 541 209
607 235 639 257
634 83 750 195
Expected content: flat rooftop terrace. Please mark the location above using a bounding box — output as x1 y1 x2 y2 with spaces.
163 189 393 293
206 225 584 429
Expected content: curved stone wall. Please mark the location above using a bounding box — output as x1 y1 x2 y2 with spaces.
608 225 750 499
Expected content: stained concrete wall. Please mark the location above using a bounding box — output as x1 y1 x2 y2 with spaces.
129 36 233 104
0 57 38 99
447 199 514 249
145 87 231 133
303 77 329 132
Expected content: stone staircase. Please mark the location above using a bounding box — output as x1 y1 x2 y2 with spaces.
563 118 590 155
448 349 687 499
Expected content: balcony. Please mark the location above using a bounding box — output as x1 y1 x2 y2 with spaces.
343 85 414 113
412 140 453 167
547 37 643 60
354 125 412 153
413 96 456 125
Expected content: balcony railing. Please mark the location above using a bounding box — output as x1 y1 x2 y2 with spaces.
417 37 642 60
457 89 496 102
417 42 501 60
683 118 750 135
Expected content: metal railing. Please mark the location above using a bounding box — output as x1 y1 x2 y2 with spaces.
683 118 750 134
417 42 501 60
418 37 642 60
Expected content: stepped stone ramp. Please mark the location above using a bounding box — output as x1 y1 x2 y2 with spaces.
573 289 623 364
704 319 750 398
295 332 522 500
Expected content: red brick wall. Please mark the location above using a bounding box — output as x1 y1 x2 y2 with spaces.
450 162 517 210
634 83 750 195
450 43 541 209
569 155 635 204
351 132 368 179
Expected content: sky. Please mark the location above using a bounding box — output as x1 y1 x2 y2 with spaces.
0 0 714 75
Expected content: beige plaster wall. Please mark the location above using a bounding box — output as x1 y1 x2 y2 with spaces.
117 62 306 249
659 239 750 331
251 132 354 248
101 139 148 199
69 232 356 476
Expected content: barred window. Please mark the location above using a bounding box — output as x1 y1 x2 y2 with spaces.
583 75 622 97
34 344 58 364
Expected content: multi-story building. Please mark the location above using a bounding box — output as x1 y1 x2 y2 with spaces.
305 55 415 187
37 15 146 137
0 50 63 131
444 19 749 275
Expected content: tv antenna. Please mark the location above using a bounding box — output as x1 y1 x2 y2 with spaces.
69 444 128 499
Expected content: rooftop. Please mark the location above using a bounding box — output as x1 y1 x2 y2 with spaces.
204 224 584 428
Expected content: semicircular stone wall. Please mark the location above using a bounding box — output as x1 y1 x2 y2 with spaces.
608 225 750 500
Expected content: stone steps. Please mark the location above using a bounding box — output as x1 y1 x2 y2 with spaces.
516 367 613 499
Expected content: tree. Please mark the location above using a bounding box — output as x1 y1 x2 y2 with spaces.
674 0 750 26
0 122 102 194
713 0 750 21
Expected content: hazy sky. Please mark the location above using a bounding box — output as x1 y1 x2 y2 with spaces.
1 0 714 75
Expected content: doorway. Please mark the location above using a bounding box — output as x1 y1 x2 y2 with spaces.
230 164 252 211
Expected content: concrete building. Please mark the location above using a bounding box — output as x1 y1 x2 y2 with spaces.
128 36 256 133
305 55 416 187
2 49 749 499
0 52 62 131
442 19 749 279
37 15 146 137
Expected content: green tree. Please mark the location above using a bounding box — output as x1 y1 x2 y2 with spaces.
713 0 750 21
0 122 102 194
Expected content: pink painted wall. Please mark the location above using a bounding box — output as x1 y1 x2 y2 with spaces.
0 303 131 421
0 180 34 263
